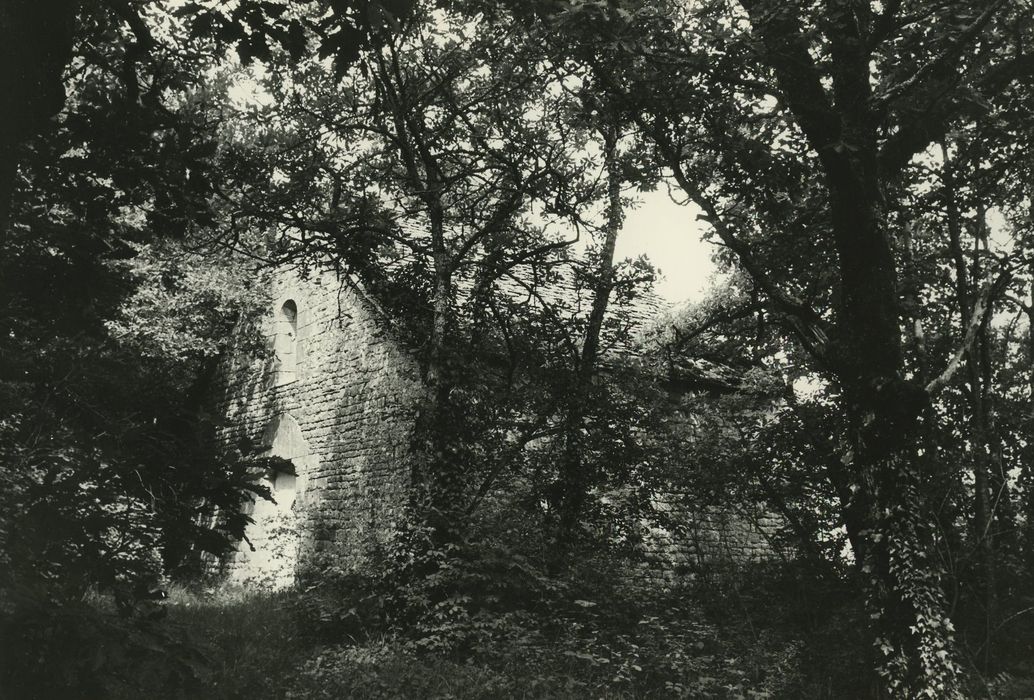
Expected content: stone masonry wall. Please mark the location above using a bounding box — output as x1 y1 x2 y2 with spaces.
211 267 423 585
635 499 784 586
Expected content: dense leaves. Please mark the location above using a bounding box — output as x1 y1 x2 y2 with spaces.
0 8 268 694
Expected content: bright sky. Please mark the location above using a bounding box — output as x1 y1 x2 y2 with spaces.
617 188 719 306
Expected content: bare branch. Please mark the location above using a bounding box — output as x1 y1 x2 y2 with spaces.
501 270 582 363
925 266 1012 395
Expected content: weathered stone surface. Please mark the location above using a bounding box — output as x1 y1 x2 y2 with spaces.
211 268 422 585
635 501 782 585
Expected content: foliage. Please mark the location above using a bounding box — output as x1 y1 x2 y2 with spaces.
0 587 211 699
5 0 1034 696
295 527 812 699
496 0 1034 692
0 7 269 687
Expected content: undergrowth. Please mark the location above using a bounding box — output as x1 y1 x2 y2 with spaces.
0 528 946 700
0 563 818 699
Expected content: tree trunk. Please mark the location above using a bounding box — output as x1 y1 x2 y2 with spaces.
944 154 1000 666
831 191 955 695
371 46 463 539
824 104 959 699
554 122 623 534
412 200 464 540
757 5 962 689
1026 260 1034 571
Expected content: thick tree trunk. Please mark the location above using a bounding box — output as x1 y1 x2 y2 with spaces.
747 3 961 689
825 106 959 699
831 183 961 694
831 196 950 695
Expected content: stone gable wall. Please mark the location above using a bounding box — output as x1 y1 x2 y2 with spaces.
211 268 423 585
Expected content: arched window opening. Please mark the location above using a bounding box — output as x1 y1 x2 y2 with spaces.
259 464 298 510
272 471 298 510
274 300 299 386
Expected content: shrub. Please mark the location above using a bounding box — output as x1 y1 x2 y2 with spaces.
0 587 207 699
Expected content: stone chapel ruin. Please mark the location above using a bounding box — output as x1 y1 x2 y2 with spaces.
210 265 779 587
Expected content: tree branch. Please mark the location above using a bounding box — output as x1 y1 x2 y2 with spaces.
655 137 834 364
870 0 1008 111
737 0 841 161
925 265 1012 395
879 40 1034 176
867 0 903 46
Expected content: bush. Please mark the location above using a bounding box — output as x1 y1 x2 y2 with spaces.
0 587 207 700
292 521 811 699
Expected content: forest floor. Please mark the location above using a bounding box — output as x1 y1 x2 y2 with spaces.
138 581 832 699
107 581 1034 699
156 586 679 698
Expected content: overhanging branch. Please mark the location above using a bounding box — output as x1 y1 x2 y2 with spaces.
658 143 834 365
870 0 1008 110
925 265 1013 395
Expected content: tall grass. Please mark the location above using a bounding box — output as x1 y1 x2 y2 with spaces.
144 586 311 700
2 562 850 699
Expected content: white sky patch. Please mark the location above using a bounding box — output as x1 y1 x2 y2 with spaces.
617 188 718 305
793 375 828 402
228 71 273 109
986 207 1013 254
223 72 720 305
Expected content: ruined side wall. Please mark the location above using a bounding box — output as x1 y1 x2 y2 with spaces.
635 500 784 586
212 268 423 582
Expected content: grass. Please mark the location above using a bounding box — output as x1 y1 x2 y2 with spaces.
0 565 863 698
8 560 1034 698
286 644 645 699
111 586 643 700
82 577 1032 700
135 577 806 700
140 587 644 699
150 585 313 700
